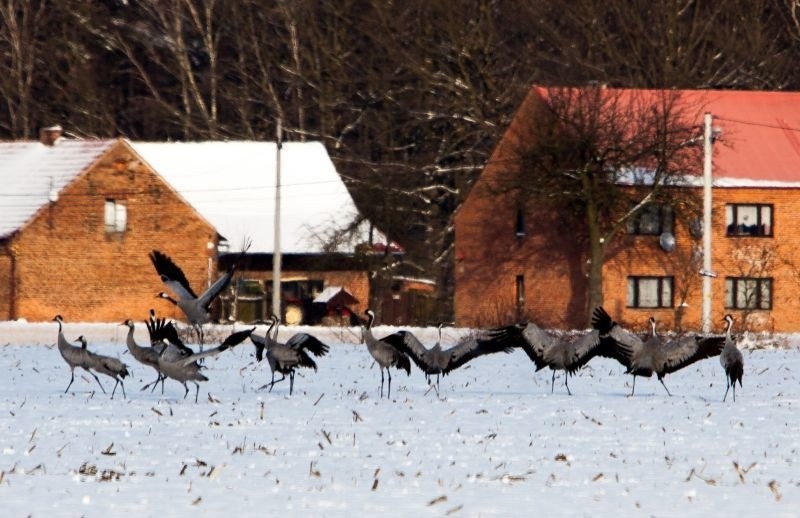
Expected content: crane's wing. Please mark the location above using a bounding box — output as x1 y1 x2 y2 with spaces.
196 269 234 311
486 323 552 370
380 331 431 371
177 329 252 367
249 333 266 361
660 334 725 375
442 335 514 374
562 330 606 373
198 244 252 310
285 333 330 357
591 306 639 368
146 310 191 356
220 327 255 348
150 250 197 300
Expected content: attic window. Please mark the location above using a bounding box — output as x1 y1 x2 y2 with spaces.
515 208 526 238
104 199 127 233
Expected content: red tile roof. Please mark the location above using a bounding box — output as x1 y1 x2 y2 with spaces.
530 86 800 185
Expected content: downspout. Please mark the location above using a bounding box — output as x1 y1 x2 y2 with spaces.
3 242 17 320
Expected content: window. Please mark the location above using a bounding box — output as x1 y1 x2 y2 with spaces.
725 204 772 237
627 276 673 308
725 277 772 309
627 204 673 235
515 208 525 238
104 199 126 233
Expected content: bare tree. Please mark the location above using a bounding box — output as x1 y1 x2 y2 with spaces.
493 86 705 322
0 0 45 137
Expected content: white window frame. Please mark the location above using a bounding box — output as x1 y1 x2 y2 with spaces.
725 277 772 310
104 199 127 233
627 276 673 308
725 203 773 237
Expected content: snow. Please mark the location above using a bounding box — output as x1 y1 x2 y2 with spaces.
0 322 798 516
0 140 114 239
132 141 375 254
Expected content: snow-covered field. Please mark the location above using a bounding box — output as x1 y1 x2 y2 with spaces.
0 321 798 516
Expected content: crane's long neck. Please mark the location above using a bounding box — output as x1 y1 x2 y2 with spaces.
125 325 137 351
364 312 376 345
264 319 276 348
724 317 734 341
271 318 279 342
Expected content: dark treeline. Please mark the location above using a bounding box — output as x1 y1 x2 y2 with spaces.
3 0 800 320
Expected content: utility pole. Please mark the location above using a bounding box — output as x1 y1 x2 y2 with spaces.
701 112 713 333
272 119 283 321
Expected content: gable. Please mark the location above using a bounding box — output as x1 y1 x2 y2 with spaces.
0 140 116 239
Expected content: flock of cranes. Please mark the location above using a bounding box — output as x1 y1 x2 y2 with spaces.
53 249 746 403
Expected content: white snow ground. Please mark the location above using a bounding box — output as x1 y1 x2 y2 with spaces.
0 322 798 516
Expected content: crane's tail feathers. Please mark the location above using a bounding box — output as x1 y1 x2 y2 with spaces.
397 354 411 375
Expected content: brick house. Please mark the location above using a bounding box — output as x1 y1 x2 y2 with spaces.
0 130 218 322
132 141 426 326
455 87 800 332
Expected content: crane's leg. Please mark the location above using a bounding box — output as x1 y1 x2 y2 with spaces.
65 370 76 394
194 381 200 403
551 370 556 393
141 373 163 392
111 379 119 399
564 374 572 396
436 373 441 395
118 378 126 399
387 369 393 399
182 382 190 399
723 379 731 402
258 372 285 392
196 326 205 365
85 368 106 394
629 375 637 397
290 371 296 396
379 368 385 399
733 382 736 402
659 378 672 397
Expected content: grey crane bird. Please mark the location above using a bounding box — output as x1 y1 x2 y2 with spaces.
362 309 411 399
74 335 130 399
380 323 514 393
249 314 329 395
720 314 744 402
54 315 110 396
122 318 166 393
150 243 250 348
483 307 630 395
594 306 725 396
155 326 254 402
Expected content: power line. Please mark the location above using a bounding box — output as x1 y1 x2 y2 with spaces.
0 178 346 199
714 116 800 134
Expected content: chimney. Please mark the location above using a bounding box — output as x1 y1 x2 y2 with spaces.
39 125 63 146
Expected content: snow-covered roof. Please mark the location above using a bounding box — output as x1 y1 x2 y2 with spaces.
132 141 371 254
313 286 359 306
0 140 115 239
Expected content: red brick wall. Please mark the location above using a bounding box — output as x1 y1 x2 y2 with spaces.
456 181 800 332
455 183 588 328
11 140 217 323
604 187 800 332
